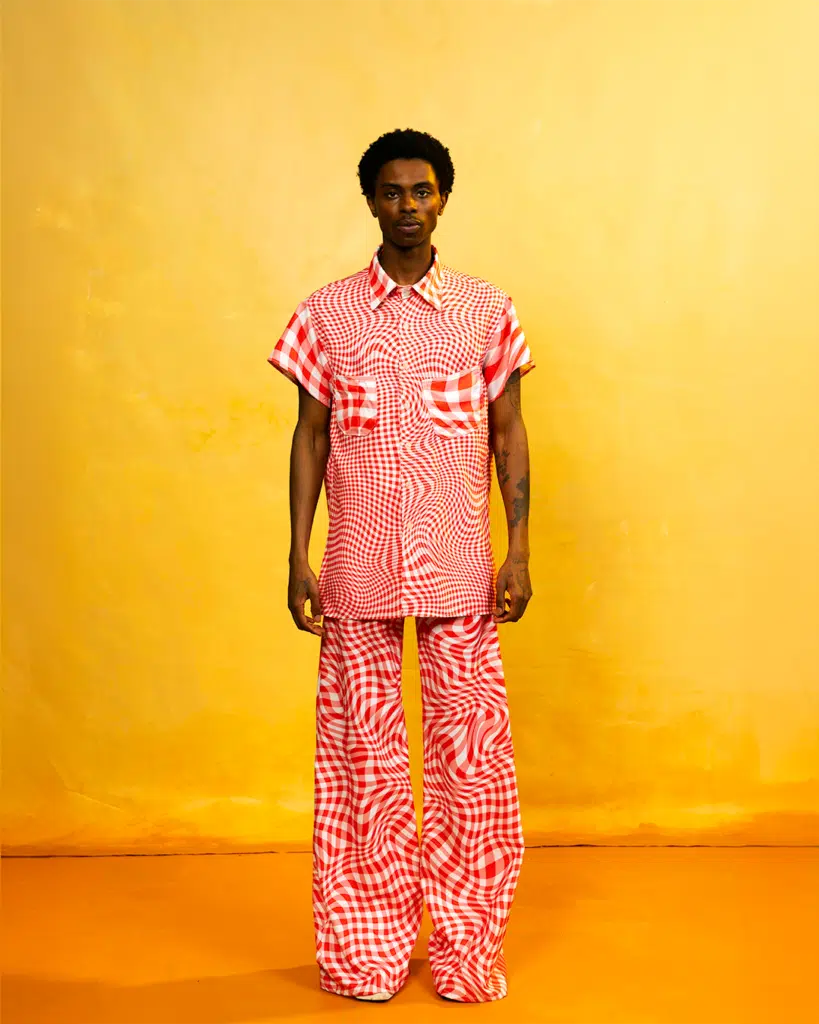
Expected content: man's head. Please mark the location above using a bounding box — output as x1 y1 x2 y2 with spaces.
358 129 454 250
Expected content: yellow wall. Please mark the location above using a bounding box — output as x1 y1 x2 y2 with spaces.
3 0 818 853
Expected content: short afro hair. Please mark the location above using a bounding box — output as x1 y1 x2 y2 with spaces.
357 129 455 199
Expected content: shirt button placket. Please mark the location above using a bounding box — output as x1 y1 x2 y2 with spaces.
397 294 410 616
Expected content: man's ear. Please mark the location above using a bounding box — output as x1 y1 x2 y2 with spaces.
366 196 378 218
439 193 449 215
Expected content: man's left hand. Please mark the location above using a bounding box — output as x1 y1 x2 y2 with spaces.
493 554 533 623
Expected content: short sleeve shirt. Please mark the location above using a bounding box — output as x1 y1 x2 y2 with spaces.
268 246 534 619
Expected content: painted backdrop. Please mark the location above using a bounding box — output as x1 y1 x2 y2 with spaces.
4 0 818 852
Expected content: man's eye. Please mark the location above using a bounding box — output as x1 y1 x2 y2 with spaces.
417 190 430 197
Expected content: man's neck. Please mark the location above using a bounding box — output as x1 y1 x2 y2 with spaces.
378 239 434 286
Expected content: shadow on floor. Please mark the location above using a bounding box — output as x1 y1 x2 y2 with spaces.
2 957 436 1024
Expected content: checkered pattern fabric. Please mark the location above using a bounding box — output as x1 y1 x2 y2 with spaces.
313 614 525 1002
332 374 378 435
267 247 535 619
271 302 333 407
422 367 483 437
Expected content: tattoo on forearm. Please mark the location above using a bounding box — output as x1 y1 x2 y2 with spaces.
496 447 511 487
510 472 530 527
503 369 522 415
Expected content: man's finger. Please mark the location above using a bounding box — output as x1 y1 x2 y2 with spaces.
494 591 514 623
304 609 324 636
308 582 323 619
495 575 507 615
500 586 525 622
289 598 308 630
300 602 324 636
299 613 324 637
306 582 324 636
289 596 321 636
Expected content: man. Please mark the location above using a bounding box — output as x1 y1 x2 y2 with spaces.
267 129 534 1004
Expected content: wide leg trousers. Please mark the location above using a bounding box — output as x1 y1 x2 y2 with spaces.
312 614 525 1002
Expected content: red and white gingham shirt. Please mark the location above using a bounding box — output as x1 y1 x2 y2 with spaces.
268 247 534 619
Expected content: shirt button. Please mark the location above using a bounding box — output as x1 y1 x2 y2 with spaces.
399 362 408 371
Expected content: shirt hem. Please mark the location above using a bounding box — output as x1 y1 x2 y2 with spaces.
320 603 496 621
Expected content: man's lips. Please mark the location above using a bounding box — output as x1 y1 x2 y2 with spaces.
397 221 421 230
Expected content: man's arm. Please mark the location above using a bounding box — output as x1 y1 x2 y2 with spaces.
288 385 331 635
487 369 533 623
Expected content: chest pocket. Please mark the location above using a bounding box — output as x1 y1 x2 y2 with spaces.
332 375 378 436
422 366 485 438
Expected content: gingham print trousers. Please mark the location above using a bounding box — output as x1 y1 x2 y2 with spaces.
313 614 526 1002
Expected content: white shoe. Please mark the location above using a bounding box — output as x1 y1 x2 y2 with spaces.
355 991 394 1001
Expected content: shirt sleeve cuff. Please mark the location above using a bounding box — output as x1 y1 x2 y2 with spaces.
267 350 332 407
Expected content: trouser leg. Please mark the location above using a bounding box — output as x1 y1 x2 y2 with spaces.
312 617 422 998
416 614 525 1002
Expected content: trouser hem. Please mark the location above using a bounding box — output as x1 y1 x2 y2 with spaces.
318 967 407 999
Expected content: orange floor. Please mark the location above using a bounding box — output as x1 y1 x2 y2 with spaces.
2 847 817 1024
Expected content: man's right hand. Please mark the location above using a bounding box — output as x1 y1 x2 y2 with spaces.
288 562 324 636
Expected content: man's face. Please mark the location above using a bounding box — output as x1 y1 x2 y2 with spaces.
367 159 447 249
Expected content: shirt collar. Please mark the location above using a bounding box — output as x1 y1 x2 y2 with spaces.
368 245 444 311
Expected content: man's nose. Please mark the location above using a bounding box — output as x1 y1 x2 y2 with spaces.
399 193 417 213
